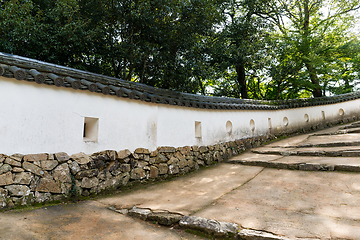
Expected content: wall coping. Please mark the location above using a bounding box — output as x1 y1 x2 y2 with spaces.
1 52 359 110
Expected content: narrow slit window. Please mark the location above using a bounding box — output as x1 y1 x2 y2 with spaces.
195 121 202 138
83 117 99 142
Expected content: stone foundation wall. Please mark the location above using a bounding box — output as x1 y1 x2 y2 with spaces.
0 115 357 209
0 135 269 209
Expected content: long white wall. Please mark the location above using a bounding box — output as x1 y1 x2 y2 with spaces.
1 76 359 155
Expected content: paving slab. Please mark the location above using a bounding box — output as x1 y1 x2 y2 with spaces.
194 168 360 239
0 200 207 240
297 134 360 147
230 152 283 162
98 164 263 215
265 134 311 148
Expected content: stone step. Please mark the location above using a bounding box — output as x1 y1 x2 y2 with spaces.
253 145 360 157
270 134 360 148
228 153 360 172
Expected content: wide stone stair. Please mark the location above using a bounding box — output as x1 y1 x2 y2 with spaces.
228 121 360 172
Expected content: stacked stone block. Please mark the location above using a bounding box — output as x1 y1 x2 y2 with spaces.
0 136 268 209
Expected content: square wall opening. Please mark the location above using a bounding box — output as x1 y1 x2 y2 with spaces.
83 117 99 142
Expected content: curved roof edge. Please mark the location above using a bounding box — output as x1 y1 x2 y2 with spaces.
0 52 359 110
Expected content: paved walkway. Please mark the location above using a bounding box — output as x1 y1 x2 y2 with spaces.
2 122 360 239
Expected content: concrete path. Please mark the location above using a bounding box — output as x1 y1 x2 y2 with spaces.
2 121 360 239
0 200 208 240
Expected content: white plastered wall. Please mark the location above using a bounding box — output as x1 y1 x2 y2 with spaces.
0 76 359 155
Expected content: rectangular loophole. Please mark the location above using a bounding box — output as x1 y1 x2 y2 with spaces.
321 111 325 120
83 117 99 142
195 121 202 138
268 118 272 129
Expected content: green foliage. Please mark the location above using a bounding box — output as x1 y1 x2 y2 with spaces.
0 0 359 99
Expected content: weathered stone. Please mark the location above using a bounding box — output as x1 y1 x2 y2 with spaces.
132 153 140 159
48 154 55 161
299 163 322 171
34 191 52 203
149 166 159 178
149 158 156 164
81 177 99 189
91 151 110 162
68 161 80 175
178 146 191 155
0 188 8 197
88 159 106 170
10 154 24 162
0 154 6 163
70 152 91 165
148 212 184 226
120 172 130 186
128 207 152 220
5 185 31 197
110 168 122 176
29 176 40 191
12 167 24 173
238 229 289 240
82 190 90 196
158 163 168 175
130 159 139 168
144 155 150 162
205 153 213 165
178 158 188 169
80 164 89 171
0 172 14 186
98 176 122 190
75 169 99 179
197 160 205 166
134 148 150 154
167 157 179 165
35 178 61 193
187 160 195 169
179 216 238 237
106 161 119 172
137 161 148 168
168 164 179 175
54 152 70 163
0 164 12 175
22 161 44 176
61 182 72 195
97 169 111 181
32 160 41 167
182 167 190 173
41 160 58 171
24 153 47 162
199 146 209 153
120 164 131 172
13 172 32 185
192 146 199 152
53 163 72 183
150 150 158 157
130 168 146 180
158 146 176 153
106 150 117 161
117 149 131 160
156 153 168 164
5 157 21 167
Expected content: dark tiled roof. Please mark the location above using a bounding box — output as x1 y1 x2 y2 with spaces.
0 52 359 110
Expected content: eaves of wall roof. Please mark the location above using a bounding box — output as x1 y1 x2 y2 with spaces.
0 52 359 110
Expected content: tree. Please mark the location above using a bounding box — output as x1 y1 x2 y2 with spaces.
256 0 360 97
209 0 274 99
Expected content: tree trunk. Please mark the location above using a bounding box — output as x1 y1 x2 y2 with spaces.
305 62 322 97
235 63 248 99
302 0 322 98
